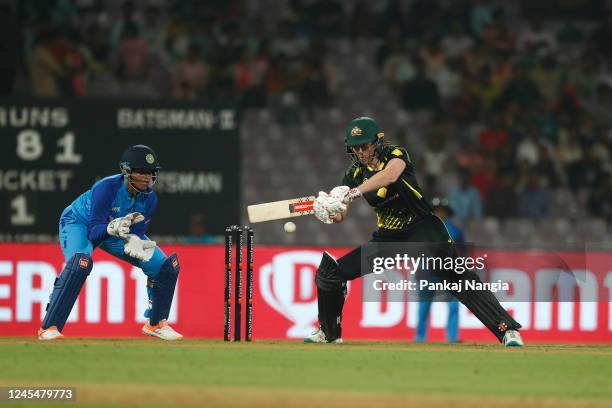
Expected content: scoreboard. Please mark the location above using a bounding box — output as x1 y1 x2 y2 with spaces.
0 99 239 241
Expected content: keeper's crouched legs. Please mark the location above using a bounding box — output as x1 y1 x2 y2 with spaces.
315 252 347 342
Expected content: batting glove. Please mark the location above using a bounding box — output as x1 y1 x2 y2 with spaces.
330 185 362 205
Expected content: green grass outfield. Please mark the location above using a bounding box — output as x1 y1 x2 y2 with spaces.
1 338 611 408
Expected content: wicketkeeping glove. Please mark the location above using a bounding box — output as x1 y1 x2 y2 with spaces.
107 212 145 238
124 234 157 261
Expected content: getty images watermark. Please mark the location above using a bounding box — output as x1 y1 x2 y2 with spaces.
360 242 595 302
370 252 510 293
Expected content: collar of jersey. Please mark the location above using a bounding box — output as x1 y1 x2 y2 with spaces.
367 161 385 171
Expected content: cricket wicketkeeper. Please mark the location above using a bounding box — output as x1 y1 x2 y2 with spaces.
305 117 523 346
38 145 182 341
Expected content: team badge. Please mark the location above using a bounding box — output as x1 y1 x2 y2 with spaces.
79 258 89 268
145 154 155 164
350 126 362 137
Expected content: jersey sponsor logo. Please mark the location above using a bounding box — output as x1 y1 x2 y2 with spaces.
111 207 120 212
78 258 89 269
171 257 179 270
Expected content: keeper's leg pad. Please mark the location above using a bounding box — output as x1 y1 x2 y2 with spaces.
149 254 180 325
446 269 522 342
42 253 93 331
315 251 347 342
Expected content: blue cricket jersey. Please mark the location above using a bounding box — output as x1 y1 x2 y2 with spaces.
66 174 158 246
443 218 465 244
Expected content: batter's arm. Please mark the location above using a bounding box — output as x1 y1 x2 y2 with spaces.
355 158 406 194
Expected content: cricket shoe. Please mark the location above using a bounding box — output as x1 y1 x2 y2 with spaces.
502 330 524 347
37 326 64 341
304 328 343 344
142 320 183 341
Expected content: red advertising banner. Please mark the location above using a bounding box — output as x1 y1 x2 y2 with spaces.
0 244 610 343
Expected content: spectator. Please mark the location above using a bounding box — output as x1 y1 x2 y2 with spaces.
587 173 612 218
299 57 332 111
568 145 607 190
116 22 149 80
63 29 88 96
485 172 517 219
140 4 168 64
517 19 557 56
233 49 268 108
430 58 461 100
563 57 599 105
401 59 440 112
269 21 308 59
585 84 612 127
517 172 552 218
441 21 474 59
110 0 142 50
376 24 402 68
172 44 207 100
482 17 517 53
29 30 67 97
535 145 561 188
448 170 483 220
422 133 448 189
556 19 584 46
495 63 541 110
556 128 582 187
470 0 496 39
516 127 541 166
382 43 416 89
420 41 446 77
531 55 562 103
479 114 509 154
470 158 497 199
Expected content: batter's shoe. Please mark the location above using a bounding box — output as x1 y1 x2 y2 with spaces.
37 326 64 340
303 328 343 344
502 330 524 347
142 320 183 340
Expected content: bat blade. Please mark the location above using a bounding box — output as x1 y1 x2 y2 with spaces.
247 196 316 223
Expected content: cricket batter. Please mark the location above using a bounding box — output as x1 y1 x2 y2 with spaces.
305 117 523 346
37 145 182 341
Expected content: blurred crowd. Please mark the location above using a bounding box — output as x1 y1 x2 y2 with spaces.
3 0 612 224
373 0 612 222
3 0 338 107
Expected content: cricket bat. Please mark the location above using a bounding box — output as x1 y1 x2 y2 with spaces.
247 196 316 223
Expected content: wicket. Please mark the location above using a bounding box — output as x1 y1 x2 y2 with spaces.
224 225 254 341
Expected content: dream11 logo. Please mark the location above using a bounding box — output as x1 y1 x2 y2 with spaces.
260 251 350 338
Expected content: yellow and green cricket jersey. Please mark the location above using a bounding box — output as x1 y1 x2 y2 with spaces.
342 143 432 231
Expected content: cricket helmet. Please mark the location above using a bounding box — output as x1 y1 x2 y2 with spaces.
119 145 161 173
344 117 384 150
